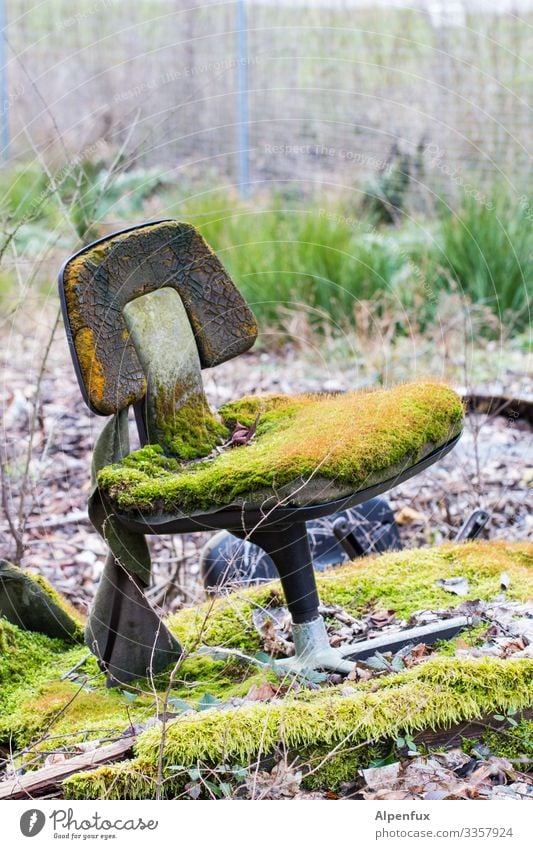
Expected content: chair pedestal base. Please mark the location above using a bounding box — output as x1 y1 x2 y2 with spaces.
236 522 320 623
277 616 355 674
237 522 355 674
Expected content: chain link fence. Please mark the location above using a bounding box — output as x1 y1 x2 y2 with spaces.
4 0 532 201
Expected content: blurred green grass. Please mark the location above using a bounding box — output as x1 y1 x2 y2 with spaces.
0 161 530 333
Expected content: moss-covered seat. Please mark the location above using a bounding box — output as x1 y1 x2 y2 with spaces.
99 382 462 516
59 220 463 686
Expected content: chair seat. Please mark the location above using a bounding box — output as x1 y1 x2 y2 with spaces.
97 381 463 517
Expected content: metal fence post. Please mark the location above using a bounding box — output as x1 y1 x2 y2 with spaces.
0 0 9 160
235 0 249 198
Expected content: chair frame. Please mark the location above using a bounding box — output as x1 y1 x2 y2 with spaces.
59 220 462 677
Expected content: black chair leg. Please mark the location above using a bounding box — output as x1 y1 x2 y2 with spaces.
243 522 320 623
233 522 354 674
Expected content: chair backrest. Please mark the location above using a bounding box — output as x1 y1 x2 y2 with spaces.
59 220 257 416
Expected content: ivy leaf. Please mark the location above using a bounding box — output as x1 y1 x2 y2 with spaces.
187 782 201 799
168 697 193 713
218 782 233 798
365 652 391 671
391 652 406 671
197 692 223 711
121 689 138 703
231 766 249 780
204 780 223 798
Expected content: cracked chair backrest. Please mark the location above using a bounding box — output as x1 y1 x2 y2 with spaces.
59 220 258 421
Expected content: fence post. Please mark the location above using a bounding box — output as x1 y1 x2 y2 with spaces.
0 0 9 160
235 0 249 198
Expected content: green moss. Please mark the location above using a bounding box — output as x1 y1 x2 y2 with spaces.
29 574 84 630
64 758 181 801
0 620 154 749
98 381 463 513
168 541 533 652
300 741 386 791
4 541 528 754
0 617 275 752
64 656 533 799
3 540 531 798
154 386 228 460
136 657 533 764
465 720 533 764
435 622 489 656
164 654 279 704
0 618 67 689
0 561 84 642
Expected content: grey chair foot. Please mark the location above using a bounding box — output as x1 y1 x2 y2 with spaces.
276 616 356 675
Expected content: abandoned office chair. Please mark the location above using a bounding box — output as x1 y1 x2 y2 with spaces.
59 220 463 686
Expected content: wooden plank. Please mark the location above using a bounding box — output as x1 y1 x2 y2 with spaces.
0 736 135 800
413 709 533 750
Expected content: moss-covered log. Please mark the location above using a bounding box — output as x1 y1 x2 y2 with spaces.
63 657 533 799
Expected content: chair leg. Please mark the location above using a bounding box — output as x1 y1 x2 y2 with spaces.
86 555 183 687
241 523 355 674
245 523 320 622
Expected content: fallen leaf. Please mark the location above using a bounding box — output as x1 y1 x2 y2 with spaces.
361 762 401 789
394 506 425 525
247 682 278 701
436 576 470 596
433 749 471 771
228 414 260 447
252 607 293 656
401 642 432 667
369 609 396 628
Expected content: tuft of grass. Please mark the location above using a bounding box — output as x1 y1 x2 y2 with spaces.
436 187 532 325
168 185 532 333
169 195 412 329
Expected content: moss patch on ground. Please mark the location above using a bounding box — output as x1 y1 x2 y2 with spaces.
97 381 463 513
0 616 277 753
1 540 531 798
462 719 533 765
168 540 533 653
